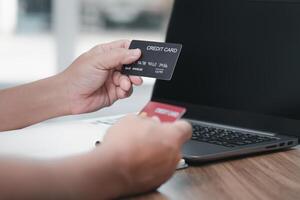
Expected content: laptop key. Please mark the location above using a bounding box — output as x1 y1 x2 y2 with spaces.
191 124 276 148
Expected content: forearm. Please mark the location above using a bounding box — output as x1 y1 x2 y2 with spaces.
0 158 69 199
0 148 126 200
0 74 70 131
55 148 128 200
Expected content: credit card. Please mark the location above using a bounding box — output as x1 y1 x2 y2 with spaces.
139 101 186 122
122 40 182 80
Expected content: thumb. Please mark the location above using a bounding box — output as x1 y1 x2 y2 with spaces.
97 48 141 70
171 120 193 146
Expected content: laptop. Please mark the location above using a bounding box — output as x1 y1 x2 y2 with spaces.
151 0 300 162
92 0 300 163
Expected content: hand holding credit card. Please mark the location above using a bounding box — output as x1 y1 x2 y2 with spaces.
139 101 186 122
122 40 182 80
139 101 189 169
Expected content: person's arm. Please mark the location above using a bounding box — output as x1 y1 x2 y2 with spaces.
0 147 126 200
0 74 70 131
0 40 142 131
0 115 192 199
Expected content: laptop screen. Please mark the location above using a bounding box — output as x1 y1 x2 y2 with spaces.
152 0 300 137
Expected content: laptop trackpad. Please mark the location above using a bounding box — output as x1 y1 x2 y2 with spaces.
182 140 229 157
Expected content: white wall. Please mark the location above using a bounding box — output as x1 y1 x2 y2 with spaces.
0 0 18 34
53 0 80 71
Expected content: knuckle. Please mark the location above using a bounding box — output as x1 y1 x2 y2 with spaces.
123 114 136 122
93 44 105 52
144 122 155 132
80 51 92 60
111 49 127 64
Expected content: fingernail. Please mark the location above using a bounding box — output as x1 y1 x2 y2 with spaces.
139 112 148 118
130 49 141 57
152 116 161 122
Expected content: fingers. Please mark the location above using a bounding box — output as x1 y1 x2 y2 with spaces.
98 48 141 70
91 40 131 53
170 120 193 146
113 72 132 91
121 115 192 147
116 86 133 99
119 76 131 91
151 116 161 122
101 40 131 50
89 40 141 70
116 87 128 99
136 114 192 146
129 76 143 86
112 71 122 86
113 72 142 91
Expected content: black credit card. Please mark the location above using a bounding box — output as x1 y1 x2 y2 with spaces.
122 40 182 80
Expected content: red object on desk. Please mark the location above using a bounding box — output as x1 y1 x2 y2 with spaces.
139 101 186 122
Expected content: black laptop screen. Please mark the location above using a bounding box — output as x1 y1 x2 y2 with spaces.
152 0 300 137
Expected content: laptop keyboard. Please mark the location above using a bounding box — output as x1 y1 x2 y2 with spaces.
191 123 278 148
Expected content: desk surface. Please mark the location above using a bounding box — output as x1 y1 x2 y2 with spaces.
133 147 300 200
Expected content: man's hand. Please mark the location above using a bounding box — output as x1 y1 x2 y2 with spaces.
61 40 142 115
0 115 192 199
103 115 192 196
0 40 142 131
64 115 192 199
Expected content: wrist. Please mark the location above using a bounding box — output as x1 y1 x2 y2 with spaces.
85 147 130 199
52 147 129 199
99 144 135 197
49 73 72 116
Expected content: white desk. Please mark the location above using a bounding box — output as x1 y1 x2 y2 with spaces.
0 119 109 160
0 85 153 160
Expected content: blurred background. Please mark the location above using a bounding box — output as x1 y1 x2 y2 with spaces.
0 0 174 120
